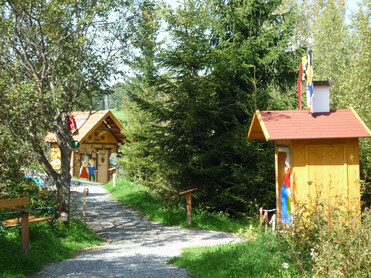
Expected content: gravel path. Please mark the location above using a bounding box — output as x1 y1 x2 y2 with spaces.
35 180 237 278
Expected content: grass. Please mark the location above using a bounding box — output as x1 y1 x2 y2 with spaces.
104 178 251 232
168 233 305 278
0 219 103 278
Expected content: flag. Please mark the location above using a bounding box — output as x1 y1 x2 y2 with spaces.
297 56 307 110
306 50 313 109
68 116 77 131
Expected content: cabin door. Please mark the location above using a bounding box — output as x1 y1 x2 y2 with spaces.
306 145 348 206
97 150 109 183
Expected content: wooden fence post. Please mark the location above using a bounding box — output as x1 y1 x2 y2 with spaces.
83 188 89 225
109 167 117 187
260 207 263 232
179 188 198 226
264 210 268 234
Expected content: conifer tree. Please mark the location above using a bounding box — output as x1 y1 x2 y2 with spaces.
120 0 300 214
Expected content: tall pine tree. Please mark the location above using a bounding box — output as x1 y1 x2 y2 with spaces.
120 0 300 215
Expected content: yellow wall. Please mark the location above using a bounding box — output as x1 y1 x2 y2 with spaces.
275 138 360 215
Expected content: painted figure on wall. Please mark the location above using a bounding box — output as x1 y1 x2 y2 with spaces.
80 157 89 180
281 154 292 224
88 159 97 182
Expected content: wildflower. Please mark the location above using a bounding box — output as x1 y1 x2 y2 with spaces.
282 262 289 269
310 248 315 257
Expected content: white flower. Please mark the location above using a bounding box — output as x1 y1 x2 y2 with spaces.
310 248 315 257
282 262 289 269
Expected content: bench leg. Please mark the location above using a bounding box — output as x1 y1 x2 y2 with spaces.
49 220 55 233
21 211 29 254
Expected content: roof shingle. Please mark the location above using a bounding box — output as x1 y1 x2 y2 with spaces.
248 108 371 141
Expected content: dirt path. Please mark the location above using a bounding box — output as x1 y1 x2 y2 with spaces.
35 180 237 277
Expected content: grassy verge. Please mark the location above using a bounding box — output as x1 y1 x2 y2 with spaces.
168 233 304 278
0 219 103 278
104 178 251 232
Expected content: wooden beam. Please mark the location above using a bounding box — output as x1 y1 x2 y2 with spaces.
256 111 271 141
0 198 30 209
179 188 198 195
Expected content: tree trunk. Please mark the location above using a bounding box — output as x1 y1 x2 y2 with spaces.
35 115 73 223
56 141 72 223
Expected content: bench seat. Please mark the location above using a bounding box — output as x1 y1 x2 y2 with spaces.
1 216 54 227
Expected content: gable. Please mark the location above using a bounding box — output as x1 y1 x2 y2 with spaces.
248 108 371 141
44 110 127 144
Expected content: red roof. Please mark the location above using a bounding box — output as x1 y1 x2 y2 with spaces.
248 108 371 141
44 110 127 143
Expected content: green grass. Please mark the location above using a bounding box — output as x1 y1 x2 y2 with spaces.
0 219 104 278
104 178 251 232
168 234 305 278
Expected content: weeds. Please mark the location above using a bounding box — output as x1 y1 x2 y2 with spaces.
278 200 371 277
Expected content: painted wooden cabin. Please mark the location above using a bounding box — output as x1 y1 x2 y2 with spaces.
248 107 370 221
44 110 127 183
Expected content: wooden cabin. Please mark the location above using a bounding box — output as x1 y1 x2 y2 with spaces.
44 110 127 183
248 107 370 222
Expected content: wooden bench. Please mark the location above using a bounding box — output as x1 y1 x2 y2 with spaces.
0 198 55 254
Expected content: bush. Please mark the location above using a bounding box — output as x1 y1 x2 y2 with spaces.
279 200 371 277
0 177 56 208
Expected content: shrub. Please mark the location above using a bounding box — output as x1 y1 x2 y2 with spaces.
0 176 56 208
279 200 371 277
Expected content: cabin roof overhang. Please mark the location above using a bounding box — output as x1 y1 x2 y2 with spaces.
248 108 371 141
44 110 128 144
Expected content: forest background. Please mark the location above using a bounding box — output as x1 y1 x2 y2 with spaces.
0 0 369 219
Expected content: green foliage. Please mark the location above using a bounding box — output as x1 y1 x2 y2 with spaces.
119 0 300 217
279 201 371 277
168 233 303 278
0 0 129 218
0 218 103 278
0 180 56 209
105 177 251 232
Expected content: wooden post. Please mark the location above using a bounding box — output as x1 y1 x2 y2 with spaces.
260 207 263 231
109 167 117 187
83 188 89 225
113 172 116 187
11 206 38 255
179 188 198 226
264 210 268 234
21 211 29 254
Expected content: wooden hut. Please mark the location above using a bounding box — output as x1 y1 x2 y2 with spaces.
248 107 370 222
44 110 127 183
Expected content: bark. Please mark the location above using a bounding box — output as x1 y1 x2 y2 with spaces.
34 115 73 223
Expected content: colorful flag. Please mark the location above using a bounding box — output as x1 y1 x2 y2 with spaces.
297 56 307 110
306 50 313 110
68 116 77 131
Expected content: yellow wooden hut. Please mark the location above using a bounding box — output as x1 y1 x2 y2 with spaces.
248 107 370 222
44 110 127 183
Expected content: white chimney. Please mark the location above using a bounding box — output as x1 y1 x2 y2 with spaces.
310 81 334 113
